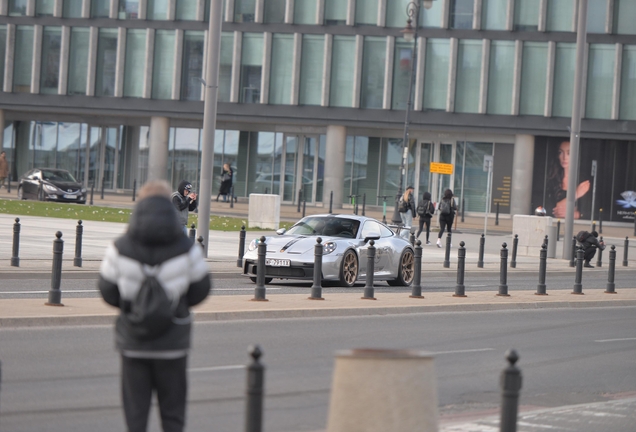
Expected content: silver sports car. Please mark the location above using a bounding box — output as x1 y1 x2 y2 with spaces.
242 214 415 287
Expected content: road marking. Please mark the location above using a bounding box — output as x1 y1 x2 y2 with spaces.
189 365 245 372
594 337 636 343
433 348 495 356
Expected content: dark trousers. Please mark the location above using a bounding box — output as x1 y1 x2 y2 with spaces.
584 246 597 263
121 355 188 432
417 217 431 241
438 215 454 238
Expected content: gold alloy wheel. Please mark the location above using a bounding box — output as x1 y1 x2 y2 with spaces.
401 249 415 284
341 251 358 286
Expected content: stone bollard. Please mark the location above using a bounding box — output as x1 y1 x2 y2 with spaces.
46 231 64 307
410 240 424 299
409 231 415 247
510 234 518 268
189 223 196 242
11 218 20 267
497 243 509 297
309 238 324 300
362 240 376 300
237 225 247 267
569 236 576 267
605 246 617 294
454 241 467 298
536 243 548 295
73 220 83 267
477 233 485 268
499 350 522 432
197 236 205 249
326 349 438 432
596 236 603 268
443 233 452 268
623 237 629 267
572 246 584 295
245 345 265 432
252 236 268 302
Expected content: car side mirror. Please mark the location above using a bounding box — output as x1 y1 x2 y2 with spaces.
363 233 381 243
276 228 287 235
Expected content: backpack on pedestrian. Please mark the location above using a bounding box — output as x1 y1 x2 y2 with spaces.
398 196 408 213
576 230 590 243
417 200 434 217
439 199 452 215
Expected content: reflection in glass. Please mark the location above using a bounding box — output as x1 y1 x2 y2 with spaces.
269 34 294 105
487 40 514 115
418 143 432 200
13 27 34 93
343 136 370 205
450 0 473 29
36 0 55 16
586 0 606 34
119 0 139 19
454 142 493 212
386 0 411 28
124 29 146 98
455 40 481 113
294 0 317 24
586 44 615 119
91 0 110 17
614 0 636 35
235 0 256 22
514 0 539 31
392 39 413 110
481 0 507 30
324 0 346 25
620 46 636 120
0 27 5 91
68 27 90 95
9 0 27 15
552 43 575 117
264 0 285 23
423 39 449 111
355 0 377 26
95 29 118 97
330 36 355 107
360 37 386 109
284 136 298 202
299 35 324 106
519 42 547 115
176 0 197 20
63 0 82 17
147 0 168 19
240 33 263 103
30 122 58 169
546 0 573 32
169 128 200 192
181 31 204 101
152 30 175 100
40 27 61 95
219 33 234 102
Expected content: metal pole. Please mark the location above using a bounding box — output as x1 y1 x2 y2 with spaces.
89 184 94 205
302 197 306 218
590 160 597 231
362 193 366 216
245 345 265 432
536 244 547 295
605 246 617 294
329 191 333 214
497 243 509 296
189 223 197 243
410 240 423 298
477 233 485 268
237 225 246 267
253 236 268 301
297 189 302 212
46 231 64 306
499 350 522 432
73 220 83 267
596 236 603 268
230 185 235 209
572 246 584 294
495 202 500 226
309 238 324 300
362 240 376 300
197 0 224 257
510 234 518 268
461 198 465 223
599 208 603 233
563 0 588 260
623 237 629 267
592 221 595 232
11 217 20 267
132 178 136 202
454 241 467 297
443 232 452 268
569 236 576 267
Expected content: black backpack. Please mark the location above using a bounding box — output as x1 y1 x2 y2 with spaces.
417 200 433 217
398 196 408 213
576 230 590 243
439 199 452 215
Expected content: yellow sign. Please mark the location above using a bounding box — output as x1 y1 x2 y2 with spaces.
430 162 454 175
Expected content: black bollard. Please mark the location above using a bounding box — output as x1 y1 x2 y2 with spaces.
556 219 561 241
461 198 465 223
297 190 302 213
592 221 596 232
599 209 603 233
536 243 548 295
543 235 548 248
572 246 584 295
362 240 376 300
362 193 366 216
11 217 20 267
132 178 136 202
623 237 629 267
245 345 265 432
499 350 522 432
605 246 617 294
264 187 268 194
46 231 64 306
495 202 500 226
89 184 94 205
329 191 333 214
497 243 509 296
409 231 415 247
596 236 603 268
309 238 324 300
73 220 83 267
510 234 518 268
454 241 467 297
569 236 576 267
302 198 306 218
252 236 268 301
237 225 246 267
443 232 452 268
189 223 196 242
410 240 424 299
100 177 105 200
7 177 10 193
477 233 485 268
197 235 205 250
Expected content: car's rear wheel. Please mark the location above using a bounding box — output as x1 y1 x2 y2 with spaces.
17 187 25 200
388 248 415 286
249 277 273 284
339 249 358 287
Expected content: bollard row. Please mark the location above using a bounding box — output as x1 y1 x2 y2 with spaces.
45 231 64 307
410 240 423 299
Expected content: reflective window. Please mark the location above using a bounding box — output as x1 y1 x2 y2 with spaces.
620 46 636 120
546 0 574 32
36 0 55 16
386 0 411 28
63 0 83 17
181 31 204 101
392 38 413 110
299 35 324 105
13 26 33 93
514 0 540 31
169 128 201 192
234 0 256 22
450 0 473 29
246 132 281 196
487 40 514 115
481 0 507 30
423 38 449 111
360 37 386 109
95 29 118 97
355 0 377 26
240 33 263 103
91 0 110 17
9 0 27 15
585 44 615 119
176 0 197 20
219 32 234 103
587 0 606 33
455 39 481 113
147 0 168 19
379 137 413 200
343 136 370 204
552 43 575 117
40 27 62 95
0 26 5 91
119 0 139 18
152 30 175 99
614 0 636 35
419 0 443 28
519 42 547 115
329 36 355 107
294 0 317 24
454 142 494 212
124 29 146 98
324 0 346 25
213 130 240 196
264 0 285 23
68 27 89 95
269 34 293 105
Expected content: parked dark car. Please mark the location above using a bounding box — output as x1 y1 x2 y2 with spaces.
18 168 87 204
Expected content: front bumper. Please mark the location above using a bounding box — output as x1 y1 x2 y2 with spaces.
243 259 316 280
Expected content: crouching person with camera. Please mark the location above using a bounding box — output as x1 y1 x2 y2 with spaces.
98 180 211 432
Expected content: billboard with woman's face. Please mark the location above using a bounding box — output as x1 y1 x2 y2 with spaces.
532 137 636 223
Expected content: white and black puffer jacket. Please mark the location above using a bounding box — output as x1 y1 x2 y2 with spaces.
98 195 210 354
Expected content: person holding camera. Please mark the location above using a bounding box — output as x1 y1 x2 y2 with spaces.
577 230 605 268
172 180 198 233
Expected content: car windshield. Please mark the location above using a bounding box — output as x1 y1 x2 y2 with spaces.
286 217 360 238
42 170 77 182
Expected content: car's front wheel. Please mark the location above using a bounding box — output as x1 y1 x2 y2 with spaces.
339 249 359 287
388 248 415 286
249 277 273 284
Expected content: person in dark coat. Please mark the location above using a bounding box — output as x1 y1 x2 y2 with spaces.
98 180 210 432
578 230 605 268
172 180 198 231
416 191 435 245
216 163 233 202
437 189 456 248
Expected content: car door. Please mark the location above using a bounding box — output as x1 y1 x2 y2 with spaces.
358 220 390 276
22 170 38 198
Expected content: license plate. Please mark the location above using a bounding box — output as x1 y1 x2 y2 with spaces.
63 194 76 199
266 259 290 267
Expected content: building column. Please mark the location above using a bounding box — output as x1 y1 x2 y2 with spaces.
147 117 170 182
0 110 5 138
323 125 346 210
510 134 534 217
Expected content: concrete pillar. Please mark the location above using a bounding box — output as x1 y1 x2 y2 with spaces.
323 125 346 209
0 110 5 138
510 134 534 217
147 117 170 182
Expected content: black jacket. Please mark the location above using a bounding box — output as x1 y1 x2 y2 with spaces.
98 195 210 355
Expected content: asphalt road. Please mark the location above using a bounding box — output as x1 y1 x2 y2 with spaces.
1 307 635 431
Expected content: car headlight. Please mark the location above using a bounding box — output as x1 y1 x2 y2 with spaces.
248 239 258 251
43 184 57 192
323 242 337 255
81 188 87 193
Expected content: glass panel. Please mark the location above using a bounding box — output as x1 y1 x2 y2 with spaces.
482 0 507 30
420 0 443 28
392 38 414 110
234 0 256 22
294 0 317 24
299 35 324 105
620 46 636 120
170 128 201 192
95 28 118 97
152 30 175 100
514 0 540 31
119 0 139 19
324 0 346 25
13 26 33 93
124 29 146 98
213 129 225 195
423 38 449 111
378 137 403 200
264 0 285 23
329 36 355 107
418 142 432 198
519 42 548 115
103 127 117 189
176 0 197 20
455 39 481 113
552 42 575 117
283 136 297 201
585 44 615 119
181 31 204 101
219 32 234 102
137 126 149 185
386 0 410 28
342 136 370 205
301 137 317 202
9 0 28 15
586 0 606 34
0 26 5 91
56 123 82 179
68 27 89 95
355 0 377 26
40 27 61 95
316 135 325 202
614 0 636 35
269 34 293 105
546 0 574 32
87 126 101 187
36 0 55 16
450 0 474 29
147 0 168 19
31 122 58 169
240 33 263 103
63 0 82 17
91 0 110 17
457 142 493 212
439 143 453 193
360 36 386 109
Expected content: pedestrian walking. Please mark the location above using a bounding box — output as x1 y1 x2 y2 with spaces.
216 163 234 202
172 180 198 233
437 189 457 248
416 191 435 245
